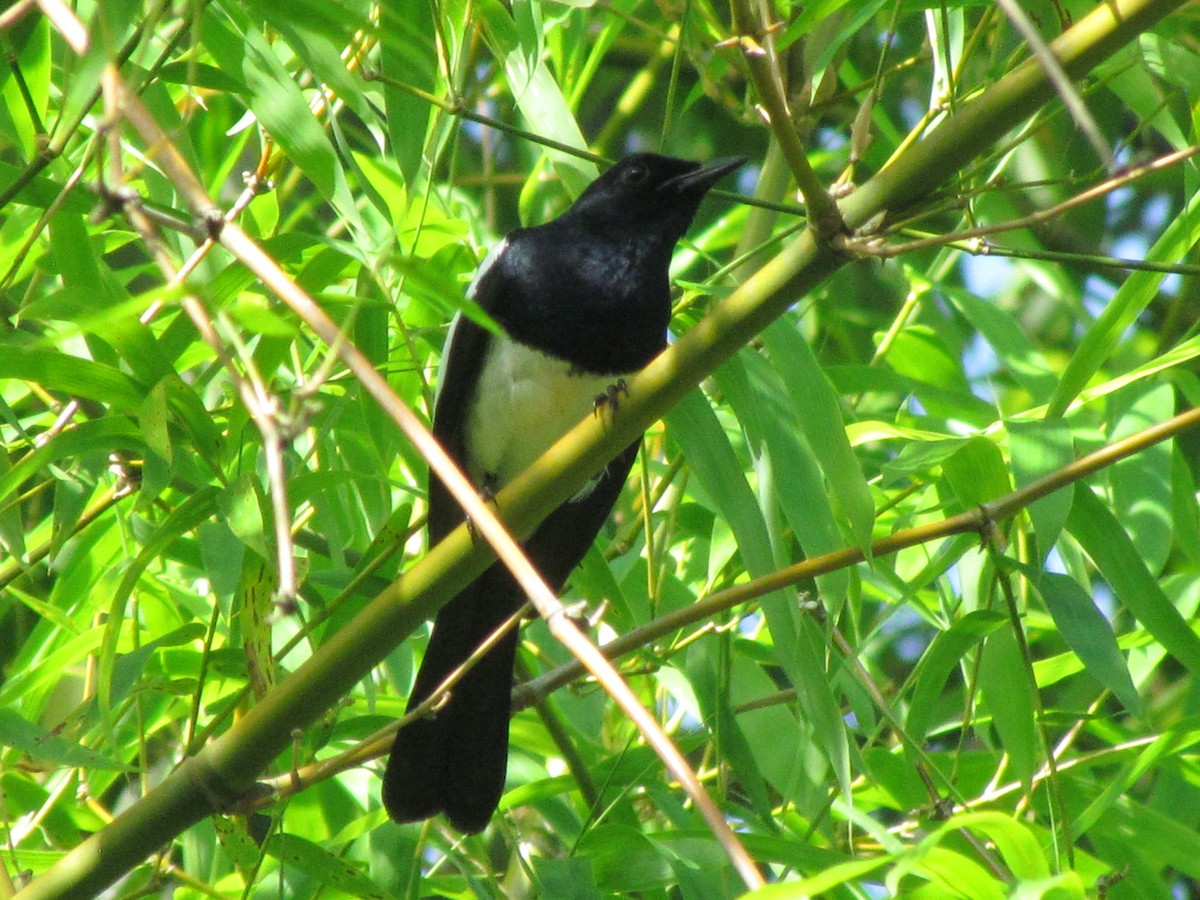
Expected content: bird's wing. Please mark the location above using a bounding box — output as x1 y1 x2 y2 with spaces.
425 238 513 541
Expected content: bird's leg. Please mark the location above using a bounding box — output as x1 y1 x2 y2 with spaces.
593 378 629 415
561 597 608 632
464 471 500 540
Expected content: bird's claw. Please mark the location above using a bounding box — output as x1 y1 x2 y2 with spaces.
593 378 629 415
465 474 500 540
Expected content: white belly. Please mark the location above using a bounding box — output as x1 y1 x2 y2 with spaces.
463 335 624 488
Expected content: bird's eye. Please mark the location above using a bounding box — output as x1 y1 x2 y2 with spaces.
620 163 649 185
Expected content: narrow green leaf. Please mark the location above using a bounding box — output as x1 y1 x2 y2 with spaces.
0 451 26 561
1071 717 1200 839
201 4 362 232
576 825 671 893
98 488 221 712
1048 184 1200 417
942 284 1058 402
980 626 1038 789
934 811 1050 882
666 390 773 585
475 0 594 197
729 643 818 808
892 845 1006 900
108 624 208 712
1034 571 1141 714
880 435 967 484
0 419 143 506
742 350 848 604
532 856 604 900
242 0 370 118
137 379 172 463
0 709 123 770
942 436 1012 508
741 856 889 898
378 0 437 184
906 610 1007 743
265 833 390 898
219 473 268 560
1007 418 1074 556
1171 447 1200 570
0 161 91 212
1108 382 1173 577
685 638 772 814
0 625 103 707
1069 487 1200 677
198 520 246 605
762 320 874 551
887 325 971 394
666 390 852 800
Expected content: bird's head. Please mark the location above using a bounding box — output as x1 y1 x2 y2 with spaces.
566 153 743 244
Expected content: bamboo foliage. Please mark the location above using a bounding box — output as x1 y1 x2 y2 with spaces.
1 0 1199 897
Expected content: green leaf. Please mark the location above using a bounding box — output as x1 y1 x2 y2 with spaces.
667 389 852 802
1 348 142 415
762 319 874 551
378 0 438 184
201 3 363 233
532 856 604 900
942 283 1058 402
906 610 1007 743
475 0 595 198
1007 418 1074 556
742 350 849 606
892 845 1006 900
741 855 890 898
666 391 773 583
98 488 221 712
942 436 1011 508
219 473 268 560
931 812 1050 882
1048 183 1200 417
1108 382 1173 577
980 625 1038 790
577 825 672 893
886 325 975 423
265 833 390 898
1070 717 1200 840
685 637 772 814
0 161 91 212
0 709 124 769
1033 571 1141 714
0 419 143 506
241 0 370 118
1068 486 1200 677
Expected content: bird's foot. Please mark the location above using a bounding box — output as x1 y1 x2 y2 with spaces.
593 378 629 415
465 473 500 540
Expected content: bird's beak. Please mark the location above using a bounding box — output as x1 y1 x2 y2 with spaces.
661 156 745 194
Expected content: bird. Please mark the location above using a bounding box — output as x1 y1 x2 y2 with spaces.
382 152 743 834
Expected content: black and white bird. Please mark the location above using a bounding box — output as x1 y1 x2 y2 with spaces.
383 153 742 834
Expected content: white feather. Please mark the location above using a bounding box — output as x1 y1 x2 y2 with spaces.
464 334 623 489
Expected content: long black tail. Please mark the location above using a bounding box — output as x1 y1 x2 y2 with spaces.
383 566 521 834
383 441 641 832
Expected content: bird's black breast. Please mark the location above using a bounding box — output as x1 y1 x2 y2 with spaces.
483 226 672 375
